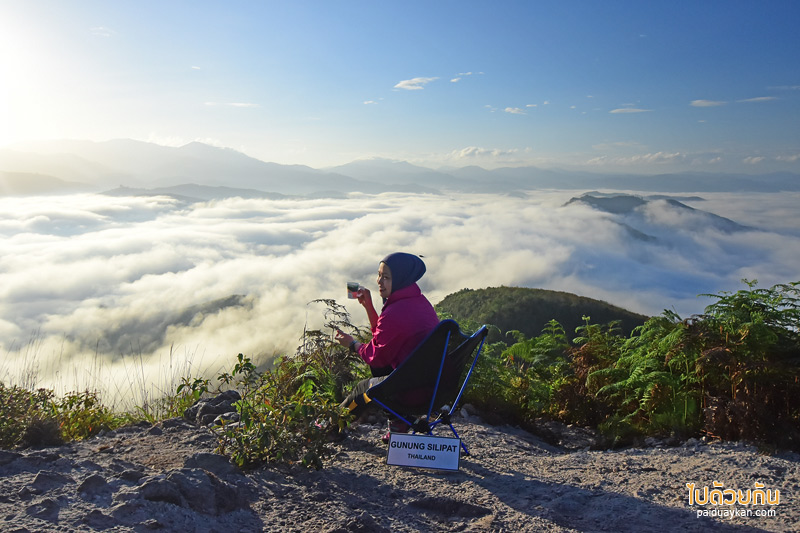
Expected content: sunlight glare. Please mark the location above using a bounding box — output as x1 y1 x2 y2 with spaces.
0 14 60 145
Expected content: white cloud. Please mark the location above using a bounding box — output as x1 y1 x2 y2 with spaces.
204 102 260 108
90 27 115 38
448 146 519 160
1 190 797 407
393 77 439 90
776 153 800 162
504 107 526 115
743 156 765 164
737 96 777 103
587 151 684 166
691 99 727 107
451 72 480 81
363 100 378 105
609 107 651 114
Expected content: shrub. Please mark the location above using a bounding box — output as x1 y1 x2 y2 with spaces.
213 353 347 469
54 390 124 442
587 311 700 445
0 384 127 448
2 280 796 460
499 320 571 418
695 281 800 448
554 318 622 427
211 300 366 469
0 384 57 448
460 339 517 422
448 280 800 452
585 281 800 450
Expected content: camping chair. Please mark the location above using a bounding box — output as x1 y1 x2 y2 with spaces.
361 319 488 456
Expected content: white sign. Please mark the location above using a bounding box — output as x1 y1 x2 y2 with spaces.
386 433 461 471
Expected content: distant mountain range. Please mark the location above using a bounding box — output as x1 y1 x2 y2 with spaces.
103 184 291 203
2 139 799 197
0 171 89 195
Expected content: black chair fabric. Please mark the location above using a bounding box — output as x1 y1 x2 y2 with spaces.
365 319 488 426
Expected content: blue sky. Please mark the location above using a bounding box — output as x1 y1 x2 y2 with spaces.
2 0 799 172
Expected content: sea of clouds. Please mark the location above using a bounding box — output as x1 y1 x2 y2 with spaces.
1 190 798 406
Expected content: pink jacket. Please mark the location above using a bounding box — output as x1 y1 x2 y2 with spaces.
357 283 439 370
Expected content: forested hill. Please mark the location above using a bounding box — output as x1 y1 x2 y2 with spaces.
435 286 649 342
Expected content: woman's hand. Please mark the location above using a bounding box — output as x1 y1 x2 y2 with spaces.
356 287 372 307
357 287 379 330
334 329 354 348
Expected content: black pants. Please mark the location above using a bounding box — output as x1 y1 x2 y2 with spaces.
370 365 393 378
340 365 393 418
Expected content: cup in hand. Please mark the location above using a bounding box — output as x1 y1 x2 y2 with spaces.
347 281 361 299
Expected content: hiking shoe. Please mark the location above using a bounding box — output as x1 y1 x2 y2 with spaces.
381 419 410 443
327 427 346 442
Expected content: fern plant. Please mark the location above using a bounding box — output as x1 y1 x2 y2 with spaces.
583 280 800 449
499 320 571 417
695 280 800 447
594 311 701 440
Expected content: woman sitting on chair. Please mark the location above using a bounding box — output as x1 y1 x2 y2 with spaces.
335 252 439 438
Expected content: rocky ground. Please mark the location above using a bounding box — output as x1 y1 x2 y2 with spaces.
0 408 797 532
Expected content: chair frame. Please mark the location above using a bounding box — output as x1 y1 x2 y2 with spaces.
363 320 488 456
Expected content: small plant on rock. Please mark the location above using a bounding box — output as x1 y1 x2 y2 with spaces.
206 299 366 469
54 390 123 442
0 383 57 448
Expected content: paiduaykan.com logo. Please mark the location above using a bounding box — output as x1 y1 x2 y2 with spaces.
686 481 780 519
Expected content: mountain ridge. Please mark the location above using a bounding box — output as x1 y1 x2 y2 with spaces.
3 139 800 196
564 193 751 235
435 286 650 343
0 171 90 195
